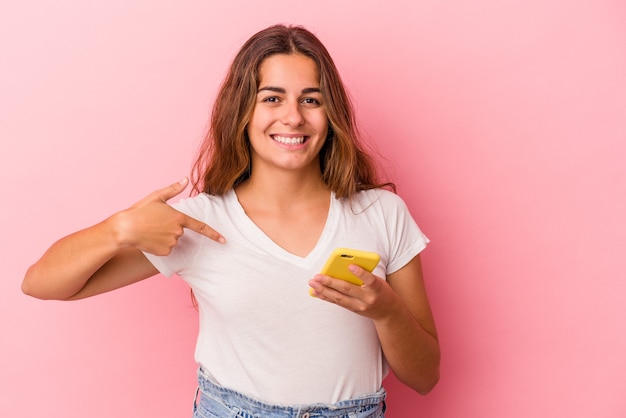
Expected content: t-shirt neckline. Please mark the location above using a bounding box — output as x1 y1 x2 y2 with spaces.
225 188 338 267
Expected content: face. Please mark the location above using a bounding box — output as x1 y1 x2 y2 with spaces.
246 53 329 176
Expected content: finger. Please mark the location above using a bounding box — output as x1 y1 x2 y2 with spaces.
347 264 376 286
308 274 327 297
153 177 190 203
308 275 358 309
309 274 357 298
181 213 226 244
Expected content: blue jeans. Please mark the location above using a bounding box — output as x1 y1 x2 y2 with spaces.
192 368 386 418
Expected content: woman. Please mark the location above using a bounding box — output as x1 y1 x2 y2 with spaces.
23 24 440 417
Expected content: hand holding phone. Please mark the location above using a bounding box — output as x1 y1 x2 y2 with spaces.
319 248 380 286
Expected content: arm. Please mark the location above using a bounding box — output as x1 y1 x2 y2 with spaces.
22 220 157 301
22 178 225 301
375 255 440 393
308 254 440 394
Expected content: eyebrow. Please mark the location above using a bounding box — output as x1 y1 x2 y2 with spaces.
257 86 321 94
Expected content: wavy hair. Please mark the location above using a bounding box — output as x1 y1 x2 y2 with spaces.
191 24 393 199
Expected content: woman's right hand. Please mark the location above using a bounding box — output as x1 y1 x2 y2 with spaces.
111 177 225 255
22 177 225 300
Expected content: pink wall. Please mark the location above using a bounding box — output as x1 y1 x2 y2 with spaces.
2 1 625 416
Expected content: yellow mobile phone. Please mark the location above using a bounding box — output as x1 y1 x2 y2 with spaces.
320 248 380 286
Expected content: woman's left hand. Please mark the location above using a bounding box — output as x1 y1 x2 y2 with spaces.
308 264 399 320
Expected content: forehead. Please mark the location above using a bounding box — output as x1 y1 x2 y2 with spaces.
257 54 320 87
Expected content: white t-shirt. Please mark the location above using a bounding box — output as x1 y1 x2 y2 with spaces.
144 188 428 405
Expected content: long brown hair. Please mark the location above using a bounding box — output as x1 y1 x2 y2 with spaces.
191 24 393 199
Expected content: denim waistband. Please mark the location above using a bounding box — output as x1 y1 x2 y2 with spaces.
194 367 386 418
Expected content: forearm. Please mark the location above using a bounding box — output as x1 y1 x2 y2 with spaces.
374 299 440 394
22 216 123 300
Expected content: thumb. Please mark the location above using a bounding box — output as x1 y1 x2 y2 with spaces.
155 177 190 202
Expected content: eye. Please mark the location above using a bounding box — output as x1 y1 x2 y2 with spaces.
301 97 321 106
262 96 280 103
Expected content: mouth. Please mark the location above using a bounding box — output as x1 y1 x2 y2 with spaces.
271 135 308 145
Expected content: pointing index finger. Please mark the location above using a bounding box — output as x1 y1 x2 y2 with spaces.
181 213 226 244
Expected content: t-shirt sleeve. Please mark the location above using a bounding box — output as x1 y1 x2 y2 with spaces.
383 193 430 275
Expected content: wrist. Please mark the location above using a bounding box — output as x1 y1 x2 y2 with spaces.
101 210 135 250
372 292 407 325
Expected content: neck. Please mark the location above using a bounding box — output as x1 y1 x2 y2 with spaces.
236 167 328 206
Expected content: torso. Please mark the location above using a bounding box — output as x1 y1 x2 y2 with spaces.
143 187 429 405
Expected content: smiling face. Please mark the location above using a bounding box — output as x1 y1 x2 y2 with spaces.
246 53 329 176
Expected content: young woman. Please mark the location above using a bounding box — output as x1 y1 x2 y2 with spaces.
23 24 440 417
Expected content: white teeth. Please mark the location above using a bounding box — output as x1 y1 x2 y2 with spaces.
273 135 305 145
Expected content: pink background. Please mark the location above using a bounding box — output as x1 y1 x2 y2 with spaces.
2 1 625 416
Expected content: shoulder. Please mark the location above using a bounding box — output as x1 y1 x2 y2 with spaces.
349 188 409 212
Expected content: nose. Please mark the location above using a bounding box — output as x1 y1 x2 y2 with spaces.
281 101 304 127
